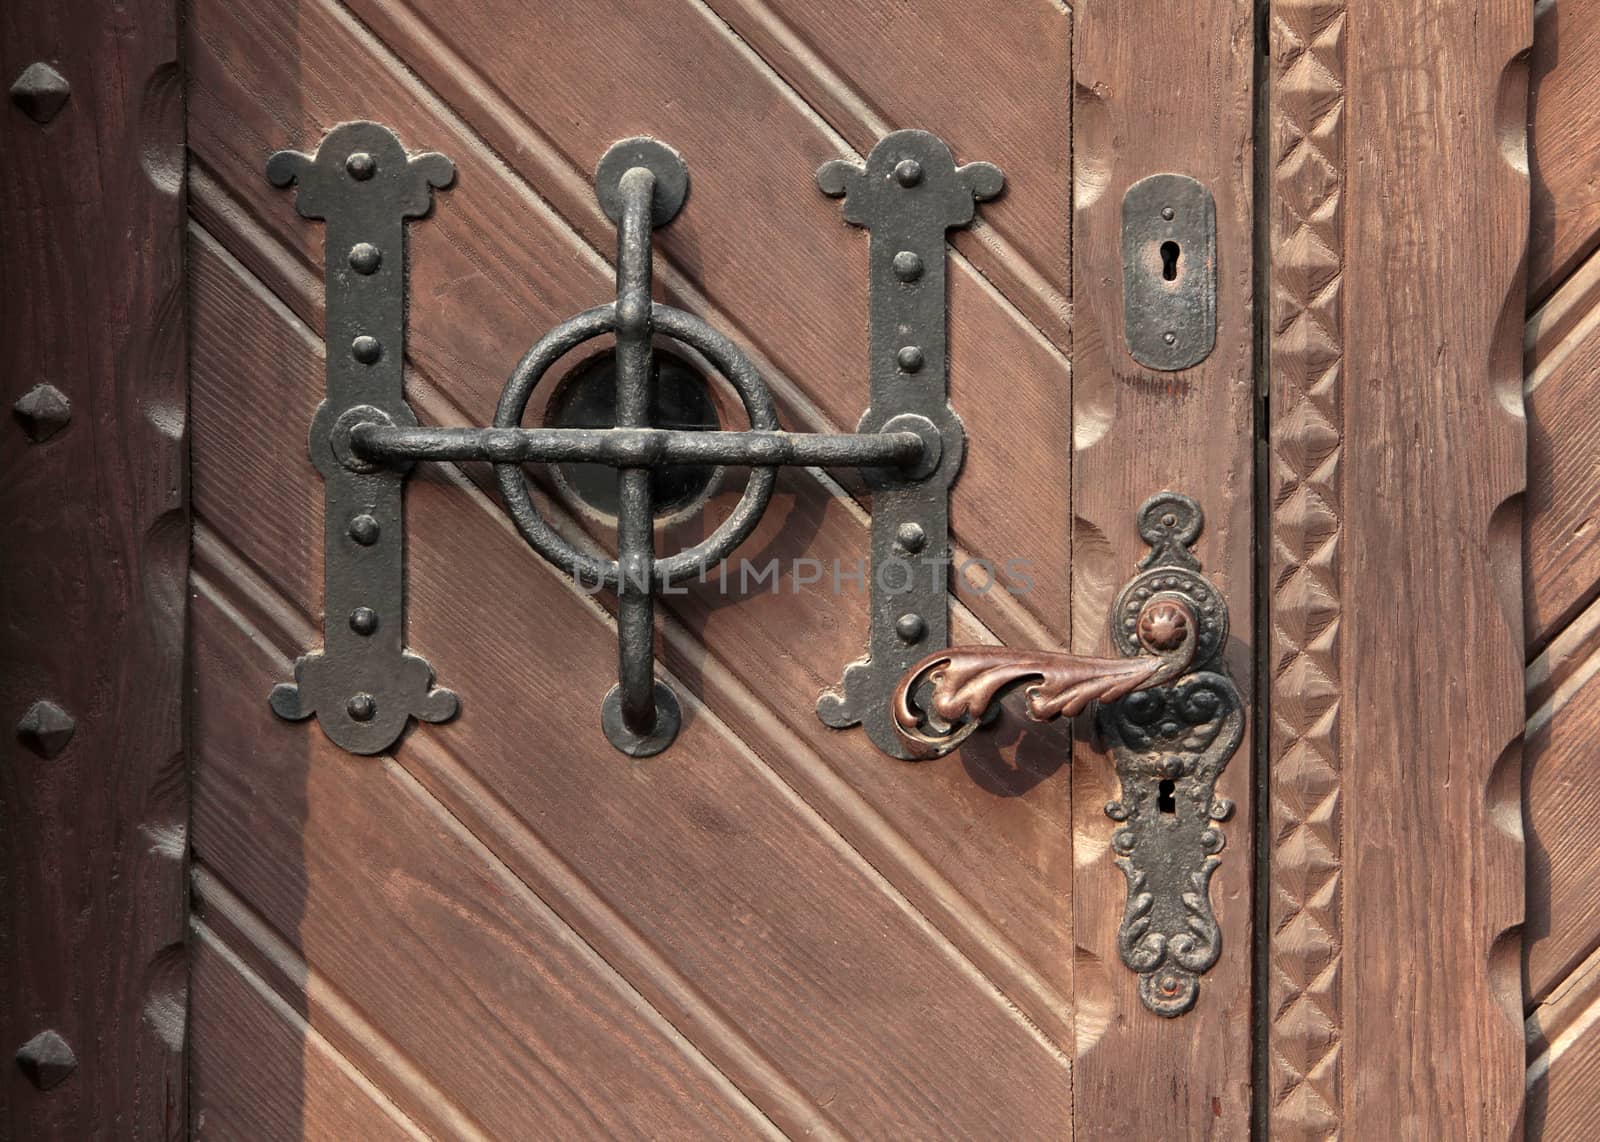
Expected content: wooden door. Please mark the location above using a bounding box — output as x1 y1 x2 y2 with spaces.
2 0 1538 1138
180 0 1255 1137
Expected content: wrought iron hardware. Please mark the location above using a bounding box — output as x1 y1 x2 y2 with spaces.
266 121 1001 758
1122 174 1217 371
890 493 1242 1016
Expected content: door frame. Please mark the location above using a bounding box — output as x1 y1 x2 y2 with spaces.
0 0 1531 1136
1261 0 1531 1135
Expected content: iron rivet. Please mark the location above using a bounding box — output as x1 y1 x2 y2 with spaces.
1162 331 1176 345
1162 512 1178 527
349 607 379 636
349 243 382 275
348 514 380 545
13 383 71 442
896 345 925 373
347 694 377 722
1161 206 1175 221
895 613 926 643
895 522 927 553
16 699 75 759
15 1029 76 1091
9 63 70 125
346 151 376 180
351 335 382 364
893 158 923 187
1160 975 1179 995
892 250 924 281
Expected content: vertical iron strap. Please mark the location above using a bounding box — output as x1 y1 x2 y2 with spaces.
613 167 659 737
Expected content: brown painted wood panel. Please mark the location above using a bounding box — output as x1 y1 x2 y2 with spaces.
0 0 188 1136
182 0 1083 1063
1070 0 1256 1137
1529 0 1600 304
186 224 1076 1132
1337 0 1529 1135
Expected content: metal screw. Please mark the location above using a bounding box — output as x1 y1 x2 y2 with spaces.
892 250 924 282
1161 206 1175 221
349 607 379 636
351 335 382 364
346 151 376 180
896 345 925 373
13 383 71 442
893 159 923 187
349 243 382 275
348 514 380 545
16 700 75 759
347 694 377 722
895 613 926 643
15 1029 76 1091
896 522 927 553
9 62 70 125
1162 331 1176 345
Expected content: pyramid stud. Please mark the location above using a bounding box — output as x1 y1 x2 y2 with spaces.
13 383 71 442
15 1030 76 1091
17 700 75 759
9 63 70 125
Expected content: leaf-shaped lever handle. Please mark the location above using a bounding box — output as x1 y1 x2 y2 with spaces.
891 596 1198 759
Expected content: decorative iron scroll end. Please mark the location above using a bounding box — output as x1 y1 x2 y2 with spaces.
266 121 454 221
269 650 458 757
817 129 1005 229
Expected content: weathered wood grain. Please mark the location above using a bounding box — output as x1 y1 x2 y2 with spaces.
1526 941 1600 1141
1069 0 1256 1137
0 0 188 1136
190 920 426 1141
1337 0 1530 1134
183 0 1086 1049
702 0 1072 349
1524 618 1600 1006
1525 247 1600 650
1529 0 1600 304
187 228 1078 1132
189 580 777 1139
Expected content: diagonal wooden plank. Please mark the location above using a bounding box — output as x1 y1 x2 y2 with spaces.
188 228 1079 1134
1529 0 1600 304
697 0 1072 351
191 575 788 1139
184 0 1086 1029
191 918 429 1142
1524 244 1600 651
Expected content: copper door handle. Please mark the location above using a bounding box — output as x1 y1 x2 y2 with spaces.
890 595 1198 759
885 492 1246 1019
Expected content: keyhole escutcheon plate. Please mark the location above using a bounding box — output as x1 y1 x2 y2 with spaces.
1121 173 1217 371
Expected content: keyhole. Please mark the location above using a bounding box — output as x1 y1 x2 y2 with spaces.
1158 779 1177 815
1160 240 1181 282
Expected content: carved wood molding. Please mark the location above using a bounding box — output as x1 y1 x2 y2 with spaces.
1267 0 1348 1134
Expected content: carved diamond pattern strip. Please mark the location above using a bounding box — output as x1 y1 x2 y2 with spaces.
1270 0 1347 1136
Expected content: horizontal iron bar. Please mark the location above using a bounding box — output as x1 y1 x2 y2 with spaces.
350 423 926 469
